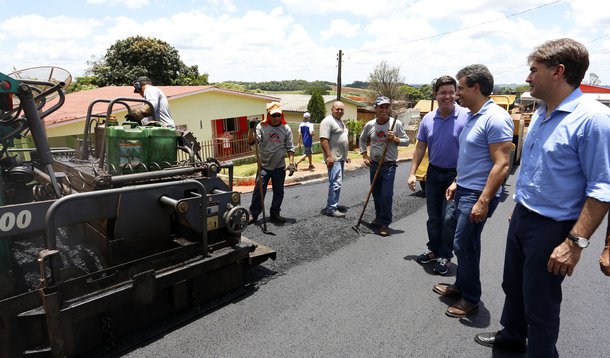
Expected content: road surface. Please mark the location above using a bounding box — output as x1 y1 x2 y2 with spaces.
125 162 610 358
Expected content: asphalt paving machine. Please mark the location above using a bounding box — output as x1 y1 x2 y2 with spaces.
0 67 274 357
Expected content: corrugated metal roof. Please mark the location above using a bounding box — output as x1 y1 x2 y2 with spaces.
271 94 365 113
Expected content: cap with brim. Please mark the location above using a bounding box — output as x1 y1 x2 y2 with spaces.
375 96 391 107
267 101 282 115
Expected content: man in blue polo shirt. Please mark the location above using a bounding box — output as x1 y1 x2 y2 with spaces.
475 38 610 357
409 75 468 275
432 64 514 318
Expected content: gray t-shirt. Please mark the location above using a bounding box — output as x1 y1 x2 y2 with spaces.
359 117 409 162
319 114 349 161
143 85 175 128
256 122 295 170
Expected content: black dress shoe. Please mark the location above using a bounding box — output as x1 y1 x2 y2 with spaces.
474 331 526 353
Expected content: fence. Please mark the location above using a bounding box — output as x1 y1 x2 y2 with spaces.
178 133 254 162
177 129 329 163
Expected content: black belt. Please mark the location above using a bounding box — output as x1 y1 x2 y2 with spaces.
372 160 397 167
429 164 456 173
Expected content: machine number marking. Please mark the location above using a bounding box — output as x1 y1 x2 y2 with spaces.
0 210 32 232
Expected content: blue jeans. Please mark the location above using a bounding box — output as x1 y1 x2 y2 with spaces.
250 166 286 217
451 186 499 304
325 161 344 213
425 165 457 259
499 204 574 358
369 161 397 227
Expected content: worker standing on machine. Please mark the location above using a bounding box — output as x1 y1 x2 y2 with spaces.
127 76 175 128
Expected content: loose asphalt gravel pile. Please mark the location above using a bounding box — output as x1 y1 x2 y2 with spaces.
241 164 426 285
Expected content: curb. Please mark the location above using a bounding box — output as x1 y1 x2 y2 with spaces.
225 157 413 193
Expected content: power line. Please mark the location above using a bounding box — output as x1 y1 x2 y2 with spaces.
350 0 563 54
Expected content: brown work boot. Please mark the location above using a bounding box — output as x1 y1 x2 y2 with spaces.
433 283 461 298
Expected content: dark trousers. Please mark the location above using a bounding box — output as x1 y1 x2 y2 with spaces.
499 204 574 358
249 167 286 217
369 161 397 227
451 186 499 304
425 165 457 259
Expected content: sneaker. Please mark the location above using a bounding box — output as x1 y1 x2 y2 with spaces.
324 210 346 218
248 212 259 225
337 205 348 213
416 250 437 264
378 226 390 236
371 217 382 226
308 165 315 171
433 258 450 275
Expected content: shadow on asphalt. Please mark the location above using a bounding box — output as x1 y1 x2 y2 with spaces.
403 255 458 277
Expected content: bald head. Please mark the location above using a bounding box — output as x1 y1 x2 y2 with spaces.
331 101 345 119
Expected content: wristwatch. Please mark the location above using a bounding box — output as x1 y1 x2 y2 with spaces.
567 234 589 248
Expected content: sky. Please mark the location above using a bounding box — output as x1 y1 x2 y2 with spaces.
1 0 609 86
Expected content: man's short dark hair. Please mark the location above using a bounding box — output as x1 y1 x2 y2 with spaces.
456 64 494 97
135 76 152 85
527 38 589 88
434 75 457 93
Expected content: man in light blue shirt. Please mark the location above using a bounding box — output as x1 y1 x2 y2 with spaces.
432 64 514 319
475 38 610 357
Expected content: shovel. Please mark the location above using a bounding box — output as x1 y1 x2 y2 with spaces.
352 117 398 234
253 136 275 236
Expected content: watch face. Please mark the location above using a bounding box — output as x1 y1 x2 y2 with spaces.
577 238 589 248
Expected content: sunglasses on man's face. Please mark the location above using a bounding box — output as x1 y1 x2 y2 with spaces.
270 113 282 118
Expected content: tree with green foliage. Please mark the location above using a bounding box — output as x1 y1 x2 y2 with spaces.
66 76 99 93
514 84 530 94
87 36 208 86
307 89 326 123
345 81 369 89
304 84 330 95
417 84 433 100
216 82 248 92
401 85 425 107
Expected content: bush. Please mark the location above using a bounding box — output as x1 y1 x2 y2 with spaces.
346 119 364 150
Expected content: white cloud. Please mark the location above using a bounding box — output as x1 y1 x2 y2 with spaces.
1 0 608 85
87 0 150 9
570 0 610 28
320 19 360 41
281 0 409 18
206 0 237 13
1 15 101 40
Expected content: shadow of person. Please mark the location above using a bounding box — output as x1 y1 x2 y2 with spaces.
456 302 491 329
403 255 457 277
270 217 297 226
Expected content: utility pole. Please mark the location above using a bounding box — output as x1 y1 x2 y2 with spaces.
336 50 342 101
